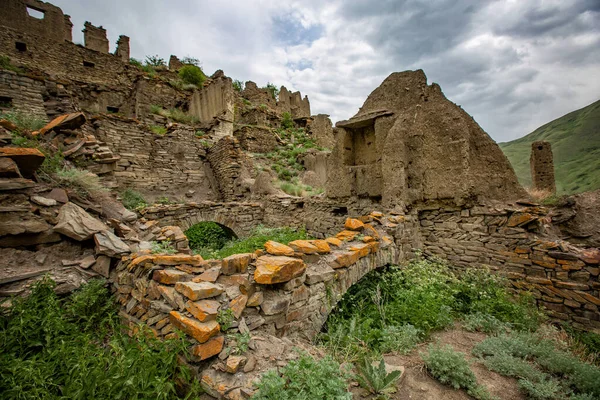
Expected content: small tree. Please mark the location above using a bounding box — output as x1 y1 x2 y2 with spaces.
144 55 166 67
179 65 206 88
180 56 200 66
264 82 279 100
233 79 244 92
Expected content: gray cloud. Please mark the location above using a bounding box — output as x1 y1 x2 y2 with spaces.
50 0 600 142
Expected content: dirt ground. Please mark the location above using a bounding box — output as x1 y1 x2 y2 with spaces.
351 324 525 400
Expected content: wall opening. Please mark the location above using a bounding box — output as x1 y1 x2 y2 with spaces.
26 6 45 20
332 206 348 216
0 96 13 108
184 221 238 255
106 106 120 113
82 61 95 68
15 42 27 52
343 123 376 167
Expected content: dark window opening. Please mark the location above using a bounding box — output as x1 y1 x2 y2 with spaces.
332 206 348 216
26 6 45 19
106 106 119 113
15 42 27 52
296 201 305 209
0 96 13 108
83 61 95 68
537 146 543 150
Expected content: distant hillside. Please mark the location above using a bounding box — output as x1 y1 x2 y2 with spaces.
499 99 600 195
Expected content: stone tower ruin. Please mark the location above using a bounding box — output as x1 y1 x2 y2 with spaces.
530 141 556 194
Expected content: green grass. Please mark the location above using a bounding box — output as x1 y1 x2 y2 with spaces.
150 125 168 135
0 277 202 399
0 55 24 73
194 225 309 259
120 188 148 210
319 257 542 362
499 99 600 195
0 110 46 132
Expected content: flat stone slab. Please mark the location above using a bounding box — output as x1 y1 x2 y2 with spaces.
54 202 108 241
0 147 45 177
254 255 306 284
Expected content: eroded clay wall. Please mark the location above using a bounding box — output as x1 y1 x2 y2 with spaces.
189 76 234 138
420 206 600 331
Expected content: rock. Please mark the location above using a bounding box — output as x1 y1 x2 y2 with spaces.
261 292 291 315
0 158 21 178
79 254 96 269
254 256 306 284
193 267 221 283
0 213 50 236
264 240 295 256
92 255 112 277
169 311 220 343
0 231 61 247
0 147 45 177
247 291 263 307
328 250 361 269
152 269 191 284
230 294 248 318
325 237 343 247
191 335 224 360
31 195 57 207
335 230 359 241
0 178 35 190
94 230 130 257
54 202 109 241
45 188 69 203
225 356 247 374
175 281 224 301
186 299 220 321
507 213 537 227
288 240 319 255
344 218 365 231
35 112 86 136
308 239 331 254
243 355 257 373
252 171 278 195
221 253 253 275
128 254 205 268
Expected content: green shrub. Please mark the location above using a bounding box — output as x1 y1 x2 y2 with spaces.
264 83 279 100
185 222 235 251
252 353 350 400
517 379 561 400
355 358 402 398
145 55 166 67
463 312 511 334
53 167 105 197
150 104 162 114
180 56 200 66
150 125 167 135
279 181 303 196
281 112 293 129
0 277 201 399
226 332 251 355
0 55 23 73
120 188 147 210
178 65 206 88
233 80 244 92
167 108 198 124
422 344 493 400
216 309 235 331
151 240 177 255
379 324 422 354
212 225 309 259
129 58 143 67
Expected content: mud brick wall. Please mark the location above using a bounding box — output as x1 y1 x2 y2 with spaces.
93 117 217 201
0 70 47 120
419 206 600 331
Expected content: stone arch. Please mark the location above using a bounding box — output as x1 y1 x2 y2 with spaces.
177 210 245 238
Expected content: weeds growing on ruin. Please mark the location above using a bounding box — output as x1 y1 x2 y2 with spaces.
150 106 199 125
178 65 206 88
252 352 351 399
53 167 106 197
0 55 24 73
0 110 46 132
233 79 244 92
120 188 148 210
355 357 402 399
263 83 279 100
151 240 177 255
150 124 168 135
0 277 202 399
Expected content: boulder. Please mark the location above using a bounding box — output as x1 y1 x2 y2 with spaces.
0 147 45 178
254 256 306 284
288 240 319 254
92 255 112 278
35 112 86 136
344 218 364 231
191 335 224 361
0 212 50 236
175 281 224 301
94 230 131 257
264 240 295 256
45 188 69 203
54 202 109 241
221 253 253 275
0 158 21 178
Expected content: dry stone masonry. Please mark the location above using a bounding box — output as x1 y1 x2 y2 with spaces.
530 141 556 194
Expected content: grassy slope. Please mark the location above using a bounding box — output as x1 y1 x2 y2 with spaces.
499 99 600 195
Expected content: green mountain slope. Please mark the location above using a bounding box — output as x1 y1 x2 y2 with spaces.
499 99 600 195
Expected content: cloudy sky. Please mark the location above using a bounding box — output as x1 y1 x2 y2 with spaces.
53 0 600 142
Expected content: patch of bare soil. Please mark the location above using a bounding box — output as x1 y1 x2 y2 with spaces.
351 324 525 400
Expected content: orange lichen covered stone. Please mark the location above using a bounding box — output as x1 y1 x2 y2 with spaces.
363 224 380 239
336 230 358 241
186 299 220 321
344 218 364 231
325 237 343 247
225 355 247 373
191 335 224 360
507 213 536 227
264 240 295 256
175 281 223 301
221 253 253 275
308 240 331 254
230 294 248 318
129 254 205 269
152 269 191 284
0 147 45 177
288 240 319 254
193 267 221 283
328 251 360 269
254 256 306 284
349 243 371 258
247 291 263 307
169 311 220 343
362 236 375 243
35 112 86 136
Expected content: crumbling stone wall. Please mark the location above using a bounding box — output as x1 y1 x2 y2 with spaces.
83 21 109 53
307 114 335 149
327 70 526 208
233 125 278 153
93 117 218 201
115 35 130 62
278 86 310 119
0 70 47 121
189 75 234 139
0 0 72 43
530 141 556 194
168 55 183 71
206 137 248 201
420 205 600 331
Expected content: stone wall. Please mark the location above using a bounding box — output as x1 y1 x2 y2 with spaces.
419 205 600 331
278 86 310 119
0 70 47 121
206 137 248 201
189 76 234 139
233 125 278 153
115 35 130 62
83 21 109 53
93 117 218 201
307 114 335 149
0 0 72 43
